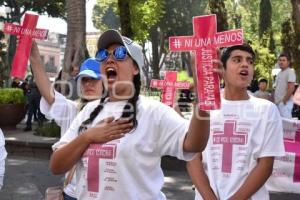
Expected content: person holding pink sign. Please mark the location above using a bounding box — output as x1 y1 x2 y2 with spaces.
187 44 285 200
49 29 211 199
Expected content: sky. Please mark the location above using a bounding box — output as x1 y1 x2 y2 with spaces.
1 0 98 35
38 0 98 34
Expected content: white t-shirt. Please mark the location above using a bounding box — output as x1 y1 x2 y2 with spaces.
53 96 194 200
274 68 296 104
40 91 79 198
195 96 285 200
40 91 78 137
0 128 7 190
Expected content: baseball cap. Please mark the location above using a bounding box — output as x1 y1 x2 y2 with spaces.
97 29 144 71
76 58 101 80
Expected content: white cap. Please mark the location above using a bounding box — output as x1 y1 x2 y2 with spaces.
97 29 144 71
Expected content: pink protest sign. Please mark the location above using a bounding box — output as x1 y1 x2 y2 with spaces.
169 14 243 110
150 71 191 107
3 13 48 79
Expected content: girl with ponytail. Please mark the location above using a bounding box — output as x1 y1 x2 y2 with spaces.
50 30 210 200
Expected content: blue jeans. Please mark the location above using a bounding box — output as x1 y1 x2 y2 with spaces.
63 192 77 200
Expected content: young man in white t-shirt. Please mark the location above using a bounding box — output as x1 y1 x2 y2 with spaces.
187 44 285 200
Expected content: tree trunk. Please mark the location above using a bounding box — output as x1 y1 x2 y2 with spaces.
291 0 300 34
290 0 300 77
118 0 133 38
150 26 160 79
63 0 87 92
259 0 272 47
209 0 229 31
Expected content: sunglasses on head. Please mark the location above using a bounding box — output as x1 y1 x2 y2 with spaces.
96 46 128 62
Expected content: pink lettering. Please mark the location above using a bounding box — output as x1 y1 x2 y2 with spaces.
169 15 243 110
2 14 48 79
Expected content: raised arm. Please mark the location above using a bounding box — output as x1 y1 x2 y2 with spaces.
30 41 55 105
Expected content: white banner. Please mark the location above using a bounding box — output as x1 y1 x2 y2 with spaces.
266 118 300 193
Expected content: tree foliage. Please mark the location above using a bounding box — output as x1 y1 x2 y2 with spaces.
281 18 296 55
92 0 298 85
92 1 119 31
149 0 208 80
252 42 276 86
0 0 66 86
0 0 65 22
93 0 164 42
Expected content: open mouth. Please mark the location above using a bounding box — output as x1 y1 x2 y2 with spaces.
106 67 117 81
239 70 249 76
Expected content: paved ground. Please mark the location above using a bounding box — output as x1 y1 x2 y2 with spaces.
1 155 300 200
0 155 195 200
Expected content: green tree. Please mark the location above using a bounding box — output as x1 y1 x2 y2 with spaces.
227 0 291 52
281 18 295 56
93 0 165 85
252 42 276 88
259 0 272 39
92 1 120 31
259 0 272 47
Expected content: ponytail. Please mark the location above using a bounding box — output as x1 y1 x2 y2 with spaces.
119 72 141 128
78 92 108 133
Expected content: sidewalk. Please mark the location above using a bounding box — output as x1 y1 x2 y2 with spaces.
4 122 58 159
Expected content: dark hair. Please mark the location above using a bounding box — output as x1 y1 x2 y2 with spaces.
278 52 291 61
258 78 268 84
78 60 141 133
221 44 256 69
